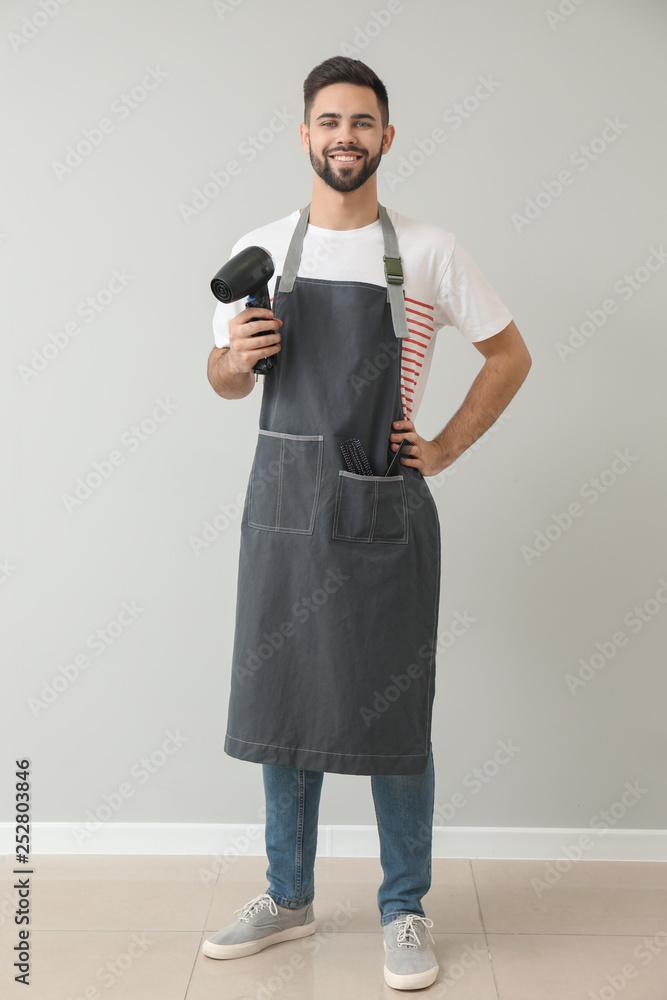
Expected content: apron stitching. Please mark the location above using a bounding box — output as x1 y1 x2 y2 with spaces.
283 277 389 292
276 436 284 527
332 475 371 542
332 475 342 540
332 475 408 543
225 734 425 758
424 491 441 754
399 479 409 542
369 481 379 540
247 459 256 529
310 439 324 533
259 429 323 441
340 471 404 483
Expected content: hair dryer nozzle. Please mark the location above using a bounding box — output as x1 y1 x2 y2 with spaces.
210 246 274 303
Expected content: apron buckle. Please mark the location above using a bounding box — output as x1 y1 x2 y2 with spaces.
383 254 404 284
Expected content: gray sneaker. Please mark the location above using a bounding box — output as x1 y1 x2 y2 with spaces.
202 891 316 960
383 913 439 990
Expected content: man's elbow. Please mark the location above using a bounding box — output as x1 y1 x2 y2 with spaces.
503 321 532 382
516 341 532 381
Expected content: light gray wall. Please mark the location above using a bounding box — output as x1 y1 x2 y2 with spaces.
4 0 666 837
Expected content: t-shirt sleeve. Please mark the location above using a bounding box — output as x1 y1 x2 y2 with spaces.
433 238 513 342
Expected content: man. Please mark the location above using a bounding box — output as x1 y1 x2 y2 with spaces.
203 56 531 991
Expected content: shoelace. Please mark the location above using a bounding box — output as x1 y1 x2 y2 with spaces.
234 892 279 922
394 913 435 948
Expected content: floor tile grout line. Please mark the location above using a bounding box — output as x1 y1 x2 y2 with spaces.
183 932 207 1000
183 852 222 999
470 858 502 1000
199 856 223 934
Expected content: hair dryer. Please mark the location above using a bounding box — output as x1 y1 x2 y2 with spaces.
210 246 276 376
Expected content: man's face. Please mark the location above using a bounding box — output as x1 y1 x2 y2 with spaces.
300 83 393 193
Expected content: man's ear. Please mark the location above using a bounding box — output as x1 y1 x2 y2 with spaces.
299 122 310 154
381 124 396 155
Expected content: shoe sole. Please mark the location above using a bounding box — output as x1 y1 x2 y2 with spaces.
383 939 439 990
202 919 316 960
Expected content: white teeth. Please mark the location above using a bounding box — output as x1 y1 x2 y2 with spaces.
332 155 358 161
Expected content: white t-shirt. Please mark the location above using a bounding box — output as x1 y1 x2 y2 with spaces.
212 207 513 421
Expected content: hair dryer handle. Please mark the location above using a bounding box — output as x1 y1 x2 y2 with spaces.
247 283 275 375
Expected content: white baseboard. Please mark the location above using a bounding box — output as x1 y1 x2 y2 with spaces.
2 823 666 861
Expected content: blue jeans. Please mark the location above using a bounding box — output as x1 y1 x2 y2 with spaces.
262 746 434 927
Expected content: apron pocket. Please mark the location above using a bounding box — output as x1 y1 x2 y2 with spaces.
248 430 324 533
332 471 409 544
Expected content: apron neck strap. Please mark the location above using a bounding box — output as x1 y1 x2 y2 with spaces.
279 201 409 339
378 203 410 339
279 204 311 293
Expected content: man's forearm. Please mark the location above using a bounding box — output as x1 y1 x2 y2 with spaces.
435 353 531 467
207 347 255 399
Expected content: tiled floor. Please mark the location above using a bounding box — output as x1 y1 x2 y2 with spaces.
2 853 667 998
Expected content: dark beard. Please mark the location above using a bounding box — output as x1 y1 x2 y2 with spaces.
309 143 383 193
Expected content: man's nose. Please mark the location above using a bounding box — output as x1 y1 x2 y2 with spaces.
333 123 358 146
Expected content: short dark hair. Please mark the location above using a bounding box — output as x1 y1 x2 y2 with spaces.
303 56 389 129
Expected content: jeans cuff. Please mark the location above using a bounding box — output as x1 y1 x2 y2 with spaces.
381 909 425 927
267 890 313 910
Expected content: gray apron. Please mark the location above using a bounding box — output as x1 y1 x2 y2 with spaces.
224 202 441 776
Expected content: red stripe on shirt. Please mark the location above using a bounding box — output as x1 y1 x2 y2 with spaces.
407 319 434 335
405 306 433 330
405 296 434 311
407 336 430 351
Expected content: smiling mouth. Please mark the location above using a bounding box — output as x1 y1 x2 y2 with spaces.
329 152 363 163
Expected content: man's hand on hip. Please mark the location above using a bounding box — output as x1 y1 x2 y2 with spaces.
390 419 446 477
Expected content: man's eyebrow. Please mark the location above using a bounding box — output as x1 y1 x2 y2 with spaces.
314 112 377 121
